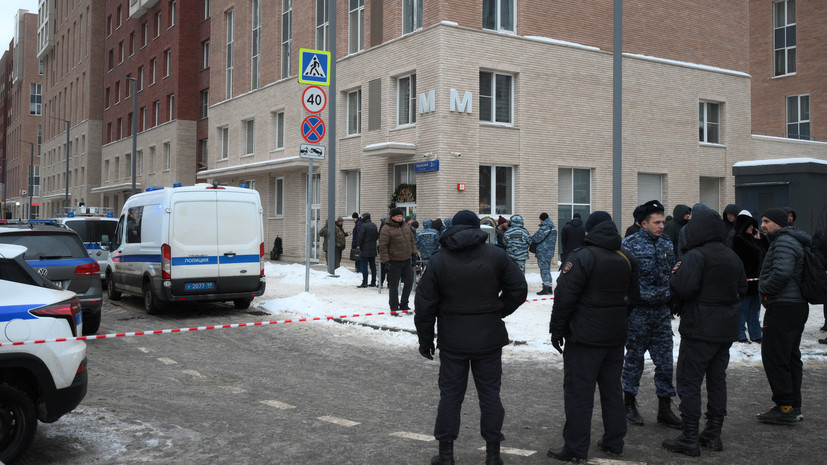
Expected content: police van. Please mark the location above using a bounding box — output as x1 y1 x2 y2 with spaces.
104 183 266 314
56 208 118 281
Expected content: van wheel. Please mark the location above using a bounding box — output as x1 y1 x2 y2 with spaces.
233 298 253 310
0 383 38 464
83 310 101 335
107 275 122 300
143 282 164 315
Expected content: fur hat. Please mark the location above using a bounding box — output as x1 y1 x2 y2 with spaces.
389 207 404 218
762 208 788 228
639 200 665 221
539 212 549 221
585 211 612 233
452 210 480 227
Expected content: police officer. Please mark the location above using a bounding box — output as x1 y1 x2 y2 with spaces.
503 215 532 273
547 212 639 463
662 205 747 456
620 200 682 428
415 218 441 265
415 210 527 465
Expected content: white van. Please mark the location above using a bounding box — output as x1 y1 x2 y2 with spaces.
104 184 266 313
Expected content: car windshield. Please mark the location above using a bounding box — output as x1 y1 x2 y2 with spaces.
0 233 88 260
64 220 118 243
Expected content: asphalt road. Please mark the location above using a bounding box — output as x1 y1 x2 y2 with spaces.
17 296 827 465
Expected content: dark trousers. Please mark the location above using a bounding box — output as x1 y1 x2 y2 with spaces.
762 302 809 408
435 349 505 443
676 338 731 422
360 256 376 285
386 259 413 310
562 342 626 458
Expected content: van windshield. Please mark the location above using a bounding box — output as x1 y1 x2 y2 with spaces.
64 220 118 243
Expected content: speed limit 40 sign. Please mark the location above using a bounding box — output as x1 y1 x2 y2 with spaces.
302 85 327 114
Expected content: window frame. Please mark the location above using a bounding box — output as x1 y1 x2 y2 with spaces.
397 74 416 126
786 94 810 140
402 0 423 34
773 0 796 77
347 89 362 135
226 10 234 99
273 177 285 217
316 0 329 51
479 70 514 125
557 167 592 224
274 111 285 149
348 0 364 54
244 119 255 156
482 0 516 33
699 101 721 145
281 0 292 79
220 126 230 159
478 165 514 216
251 0 261 90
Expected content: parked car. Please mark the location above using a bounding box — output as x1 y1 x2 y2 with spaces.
0 222 103 334
56 214 118 282
0 243 88 464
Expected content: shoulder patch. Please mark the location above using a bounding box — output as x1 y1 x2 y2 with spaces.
671 261 682 273
562 261 574 273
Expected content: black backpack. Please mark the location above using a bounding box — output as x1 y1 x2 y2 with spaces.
799 245 827 304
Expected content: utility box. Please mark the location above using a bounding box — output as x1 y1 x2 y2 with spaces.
732 158 827 234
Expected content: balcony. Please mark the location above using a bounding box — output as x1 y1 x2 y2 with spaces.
129 0 160 19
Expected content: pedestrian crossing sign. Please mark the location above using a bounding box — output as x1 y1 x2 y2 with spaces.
299 49 331 86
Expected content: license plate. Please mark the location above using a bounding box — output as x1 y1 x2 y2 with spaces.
53 280 64 289
185 282 214 291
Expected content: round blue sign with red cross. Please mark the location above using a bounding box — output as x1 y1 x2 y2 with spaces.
301 115 326 143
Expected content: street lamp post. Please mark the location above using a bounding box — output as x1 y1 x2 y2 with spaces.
48 115 71 212
109 71 138 196
18 140 34 220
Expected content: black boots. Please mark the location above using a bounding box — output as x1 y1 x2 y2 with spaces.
662 418 701 457
699 416 724 451
537 284 553 295
657 396 683 429
624 391 644 426
485 441 503 465
547 446 585 463
431 441 454 465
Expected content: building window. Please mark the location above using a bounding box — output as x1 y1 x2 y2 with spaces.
118 41 124 63
140 107 146 131
479 165 513 215
114 157 120 179
105 160 110 180
202 40 210 68
483 0 515 32
108 49 114 70
347 89 361 135
153 100 160 126
115 81 121 103
403 0 423 34
39 58 43 74
151 58 157 84
142 22 149 47
316 0 329 50
116 5 122 27
699 177 720 211
273 177 284 217
105 87 111 108
226 10 234 99
169 1 176 27
282 0 292 78
125 74 132 98
479 71 513 124
149 146 156 172
164 142 171 170
787 94 810 140
155 12 162 38
204 0 210 19
349 0 364 54
164 50 171 77
129 32 135 55
637 173 663 204
168 94 175 121
29 83 42 115
221 127 229 159
397 74 416 126
244 119 255 155
125 153 131 177
137 150 143 175
138 66 144 90
394 163 416 188
274 111 285 149
107 15 112 36
201 90 209 118
773 0 796 77
198 139 208 171
699 101 720 144
251 0 261 90
557 168 591 224
346 171 360 215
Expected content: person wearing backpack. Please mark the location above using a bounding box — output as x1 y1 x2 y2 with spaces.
756 208 811 425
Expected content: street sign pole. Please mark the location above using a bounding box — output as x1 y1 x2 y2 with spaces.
306 158 313 293
327 0 338 277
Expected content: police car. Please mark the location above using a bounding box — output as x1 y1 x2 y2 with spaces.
0 243 88 463
56 209 118 282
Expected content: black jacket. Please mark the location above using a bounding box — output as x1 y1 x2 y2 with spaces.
357 220 379 258
759 226 810 305
414 225 528 355
730 214 767 295
664 204 691 256
624 223 640 238
812 228 827 272
560 218 586 262
550 221 640 347
670 207 747 343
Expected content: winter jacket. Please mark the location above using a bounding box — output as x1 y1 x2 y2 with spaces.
503 215 531 262
730 214 767 295
663 204 691 256
550 221 640 346
559 217 586 262
414 225 528 355
319 222 347 252
531 218 558 260
812 228 827 271
415 219 441 260
351 218 363 248
357 219 379 258
722 204 740 237
378 217 417 263
622 228 675 307
759 226 811 305
624 223 641 238
670 207 747 343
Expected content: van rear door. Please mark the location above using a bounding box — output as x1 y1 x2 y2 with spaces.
168 190 220 294
216 191 262 293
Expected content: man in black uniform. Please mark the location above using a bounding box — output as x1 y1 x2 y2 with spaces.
547 211 640 463
415 210 527 465
662 205 747 456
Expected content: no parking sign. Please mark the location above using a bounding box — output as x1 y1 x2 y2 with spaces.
301 116 326 143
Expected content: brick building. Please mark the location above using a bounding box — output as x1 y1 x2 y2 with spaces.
3 11 42 220
0 46 11 217
92 0 210 213
37 0 106 217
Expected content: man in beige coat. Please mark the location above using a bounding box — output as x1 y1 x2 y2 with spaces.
379 207 418 314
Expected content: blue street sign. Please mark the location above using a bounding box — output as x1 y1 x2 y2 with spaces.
299 49 331 86
301 115 326 143
414 160 440 173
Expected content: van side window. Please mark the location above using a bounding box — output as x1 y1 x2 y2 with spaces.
126 206 144 243
112 216 125 250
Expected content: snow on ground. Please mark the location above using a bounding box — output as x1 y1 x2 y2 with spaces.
257 262 827 365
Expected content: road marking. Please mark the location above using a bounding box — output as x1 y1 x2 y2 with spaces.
318 416 360 427
219 386 246 394
260 400 296 410
157 357 177 365
182 369 203 378
138 347 152 353
477 445 536 456
390 432 434 442
588 459 646 465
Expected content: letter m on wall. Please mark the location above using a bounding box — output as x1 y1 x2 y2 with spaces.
450 89 472 113
418 90 435 114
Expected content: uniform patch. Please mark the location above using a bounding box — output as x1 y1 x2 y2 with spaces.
671 261 682 273
562 262 574 273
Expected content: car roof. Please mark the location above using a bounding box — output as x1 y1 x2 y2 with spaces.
0 243 28 259
0 223 75 234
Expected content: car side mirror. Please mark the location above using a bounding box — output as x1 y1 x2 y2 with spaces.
101 234 110 251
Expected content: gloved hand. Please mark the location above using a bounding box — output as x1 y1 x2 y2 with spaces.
419 342 435 360
551 334 564 354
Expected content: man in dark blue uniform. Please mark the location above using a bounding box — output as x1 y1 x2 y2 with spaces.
547 212 639 463
415 210 527 465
